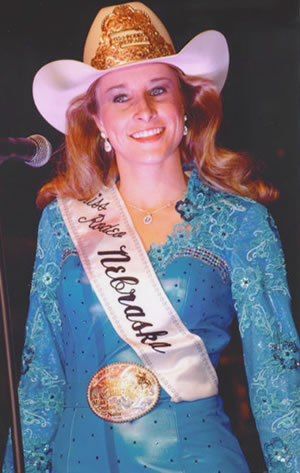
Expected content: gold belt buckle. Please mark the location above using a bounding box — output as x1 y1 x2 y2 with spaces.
87 362 160 422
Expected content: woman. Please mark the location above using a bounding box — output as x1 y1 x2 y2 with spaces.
3 2 300 473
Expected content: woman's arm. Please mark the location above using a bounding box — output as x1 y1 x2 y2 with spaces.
230 202 300 473
2 201 68 473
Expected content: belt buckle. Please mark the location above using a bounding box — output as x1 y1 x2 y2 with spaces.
87 362 160 422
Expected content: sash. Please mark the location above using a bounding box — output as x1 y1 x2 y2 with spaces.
58 185 218 402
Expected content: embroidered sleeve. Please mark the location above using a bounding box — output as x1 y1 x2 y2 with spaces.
230 203 300 472
2 201 70 473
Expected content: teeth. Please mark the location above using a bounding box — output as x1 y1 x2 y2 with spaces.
132 128 163 139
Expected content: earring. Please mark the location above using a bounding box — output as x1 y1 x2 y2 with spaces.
100 131 112 152
183 114 188 136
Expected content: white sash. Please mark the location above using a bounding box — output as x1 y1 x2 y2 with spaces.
58 185 218 402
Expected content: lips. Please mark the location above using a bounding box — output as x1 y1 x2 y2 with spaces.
130 127 164 140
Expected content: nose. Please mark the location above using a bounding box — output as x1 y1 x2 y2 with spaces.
134 93 156 122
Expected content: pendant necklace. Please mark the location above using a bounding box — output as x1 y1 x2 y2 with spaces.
124 194 185 225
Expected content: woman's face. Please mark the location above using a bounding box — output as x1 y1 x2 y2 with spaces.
94 63 185 168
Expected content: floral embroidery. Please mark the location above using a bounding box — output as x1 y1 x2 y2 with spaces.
247 227 278 262
3 201 69 473
52 220 72 247
264 437 293 472
209 221 236 250
21 344 35 375
150 171 248 271
31 262 60 298
270 341 300 369
40 385 65 413
231 267 262 303
237 303 274 338
26 444 53 473
42 298 62 326
251 384 282 418
176 195 204 221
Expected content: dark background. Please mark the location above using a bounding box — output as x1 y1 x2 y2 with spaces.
0 1 299 472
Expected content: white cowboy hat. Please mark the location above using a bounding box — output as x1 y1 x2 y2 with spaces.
32 2 229 134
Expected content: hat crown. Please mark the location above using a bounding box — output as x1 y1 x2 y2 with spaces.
84 3 175 71
33 2 229 134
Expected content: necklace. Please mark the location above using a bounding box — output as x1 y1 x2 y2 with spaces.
125 194 184 225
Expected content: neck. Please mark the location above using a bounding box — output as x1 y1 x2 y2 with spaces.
117 154 187 209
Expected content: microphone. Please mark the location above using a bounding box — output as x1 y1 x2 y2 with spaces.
0 135 52 167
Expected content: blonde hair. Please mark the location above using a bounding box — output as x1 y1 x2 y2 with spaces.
37 68 278 208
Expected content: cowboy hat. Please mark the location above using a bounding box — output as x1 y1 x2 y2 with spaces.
32 2 229 134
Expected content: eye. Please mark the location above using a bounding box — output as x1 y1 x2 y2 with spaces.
113 94 128 103
150 87 166 97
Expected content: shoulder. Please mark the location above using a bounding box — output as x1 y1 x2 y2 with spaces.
37 199 67 238
205 187 281 251
179 170 283 258
212 188 272 227
37 199 74 253
184 169 271 225
39 199 63 226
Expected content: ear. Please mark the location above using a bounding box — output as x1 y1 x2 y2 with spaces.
92 113 105 135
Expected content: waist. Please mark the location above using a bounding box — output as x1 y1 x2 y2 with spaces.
64 381 223 412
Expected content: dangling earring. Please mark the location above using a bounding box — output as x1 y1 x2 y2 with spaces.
183 114 188 136
100 131 112 152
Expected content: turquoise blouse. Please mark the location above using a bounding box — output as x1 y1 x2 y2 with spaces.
3 170 300 473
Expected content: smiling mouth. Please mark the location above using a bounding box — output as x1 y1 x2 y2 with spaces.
131 127 164 140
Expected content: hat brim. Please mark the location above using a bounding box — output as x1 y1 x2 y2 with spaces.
32 30 229 134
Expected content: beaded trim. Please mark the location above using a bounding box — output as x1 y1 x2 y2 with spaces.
60 248 78 267
174 247 230 283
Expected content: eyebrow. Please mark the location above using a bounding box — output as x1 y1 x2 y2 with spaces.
104 77 172 95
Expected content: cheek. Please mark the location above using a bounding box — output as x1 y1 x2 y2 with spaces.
102 116 131 151
167 99 184 121
101 109 127 137
169 106 184 132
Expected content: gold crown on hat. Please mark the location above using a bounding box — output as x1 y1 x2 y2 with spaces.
91 4 175 70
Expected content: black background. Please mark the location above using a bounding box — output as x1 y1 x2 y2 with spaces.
0 1 299 472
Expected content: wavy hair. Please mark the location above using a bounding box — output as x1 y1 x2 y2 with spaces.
36 68 278 208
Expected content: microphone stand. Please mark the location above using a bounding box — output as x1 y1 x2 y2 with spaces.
0 137 52 473
0 184 25 472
